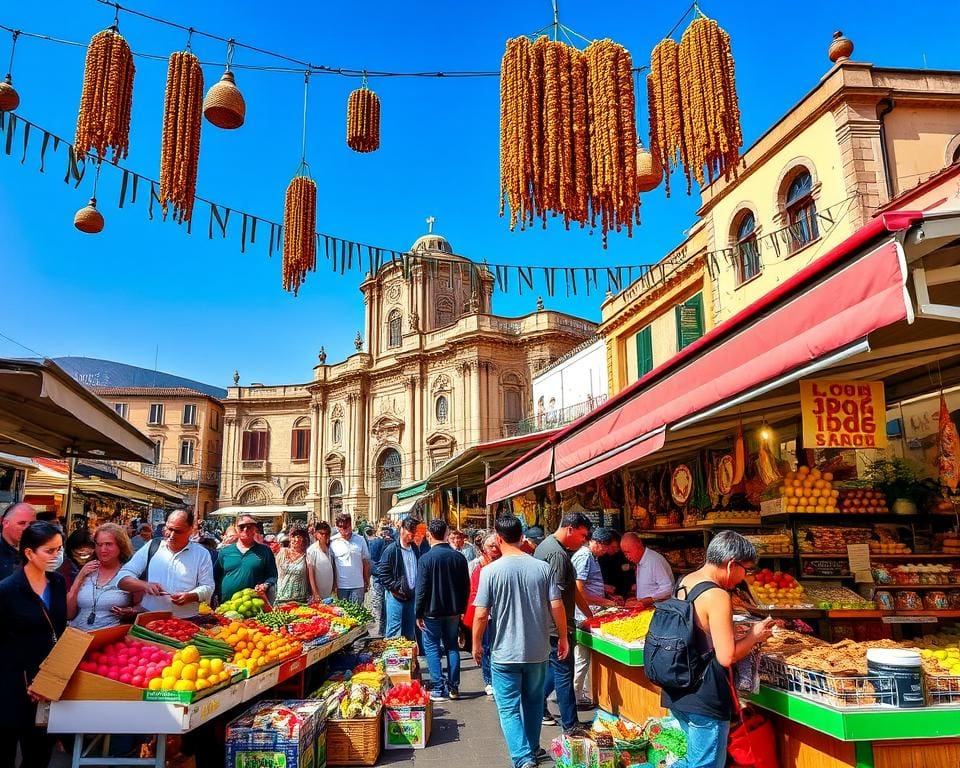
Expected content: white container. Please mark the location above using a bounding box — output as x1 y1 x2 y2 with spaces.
866 648 923 708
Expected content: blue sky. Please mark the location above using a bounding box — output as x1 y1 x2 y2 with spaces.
1 0 956 388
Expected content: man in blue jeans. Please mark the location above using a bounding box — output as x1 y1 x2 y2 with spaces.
376 517 420 640
536 512 594 732
473 515 568 768
415 518 470 700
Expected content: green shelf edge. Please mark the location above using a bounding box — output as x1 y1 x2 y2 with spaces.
576 629 645 666
745 686 960 741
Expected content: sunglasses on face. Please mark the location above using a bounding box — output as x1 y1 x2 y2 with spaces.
238 523 258 530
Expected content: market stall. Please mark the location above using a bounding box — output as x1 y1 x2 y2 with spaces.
486 208 960 768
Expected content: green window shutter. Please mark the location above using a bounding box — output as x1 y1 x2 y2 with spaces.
635 326 653 379
675 293 704 351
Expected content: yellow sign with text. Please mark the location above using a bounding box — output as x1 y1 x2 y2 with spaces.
800 379 887 449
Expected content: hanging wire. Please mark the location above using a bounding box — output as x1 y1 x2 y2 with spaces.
185 27 194 53
298 70 311 175
665 2 698 40
360 70 368 89
225 39 236 71
91 160 102 203
5 29 18 77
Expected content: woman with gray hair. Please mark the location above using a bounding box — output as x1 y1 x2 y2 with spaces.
661 530 775 768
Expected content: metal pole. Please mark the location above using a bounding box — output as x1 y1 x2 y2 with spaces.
456 474 461 530
64 456 76 531
484 461 491 529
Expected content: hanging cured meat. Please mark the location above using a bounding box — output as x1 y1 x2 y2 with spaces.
671 464 693 506
938 394 959 491
731 420 746 485
717 454 734 495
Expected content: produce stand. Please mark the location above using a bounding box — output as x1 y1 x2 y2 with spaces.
580 628 960 768
44 625 367 768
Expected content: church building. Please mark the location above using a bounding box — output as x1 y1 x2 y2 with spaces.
218 227 596 521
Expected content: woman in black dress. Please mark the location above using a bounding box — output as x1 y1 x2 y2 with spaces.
0 521 67 768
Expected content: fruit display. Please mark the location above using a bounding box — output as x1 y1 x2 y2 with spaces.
743 531 792 555
916 630 960 674
747 569 809 607
216 588 268 619
801 583 875 611
383 681 431 707
798 525 871 553
146 644 234 693
78 637 174 689
869 540 911 555
701 510 760 524
838 488 889 514
203 620 303 674
937 532 960 554
599 609 654 644
143 618 202 643
311 679 382 719
780 467 839 514
332 599 373 625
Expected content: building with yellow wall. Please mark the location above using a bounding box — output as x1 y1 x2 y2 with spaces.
602 41 960 394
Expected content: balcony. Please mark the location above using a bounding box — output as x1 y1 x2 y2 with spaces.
139 463 221 485
503 394 609 438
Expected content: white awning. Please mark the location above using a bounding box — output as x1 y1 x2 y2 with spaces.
208 505 311 518
385 493 428 520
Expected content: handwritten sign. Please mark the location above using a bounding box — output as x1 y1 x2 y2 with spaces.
800 379 887 450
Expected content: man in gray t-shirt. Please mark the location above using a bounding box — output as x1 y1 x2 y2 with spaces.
473 515 566 768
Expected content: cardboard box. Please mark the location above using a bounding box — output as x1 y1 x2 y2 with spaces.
383 703 431 750
226 699 326 768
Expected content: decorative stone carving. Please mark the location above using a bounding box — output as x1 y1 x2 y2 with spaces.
325 453 345 476
318 347 327 364
371 415 404 446
237 484 270 506
286 484 308 505
354 331 364 351
233 370 240 385
386 281 402 302
432 374 451 393
408 311 419 331
330 402 344 419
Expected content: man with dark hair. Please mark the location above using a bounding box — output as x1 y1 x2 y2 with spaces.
473 515 567 768
367 525 392 635
213 513 278 604
597 530 634 599
416 518 470 700
519 525 545 555
536 512 594 731
118 509 214 618
376 517 420 640
331 513 371 602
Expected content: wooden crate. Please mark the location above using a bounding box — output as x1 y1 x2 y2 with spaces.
327 712 382 766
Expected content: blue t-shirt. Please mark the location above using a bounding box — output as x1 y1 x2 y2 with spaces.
474 554 560 664
571 546 605 622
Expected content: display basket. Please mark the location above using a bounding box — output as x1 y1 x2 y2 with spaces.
786 663 898 708
758 655 789 690
924 672 960 705
327 710 382 766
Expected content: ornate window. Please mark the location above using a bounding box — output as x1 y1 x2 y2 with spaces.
435 295 456 327
435 395 449 424
291 417 311 462
377 448 402 490
238 484 270 506
784 170 819 252
387 310 402 348
286 484 307 505
328 480 343 517
332 419 343 445
241 419 269 461
733 211 760 284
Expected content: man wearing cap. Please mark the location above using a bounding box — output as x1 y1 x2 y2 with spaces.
214 515 278 605
571 527 620 707
520 525 545 555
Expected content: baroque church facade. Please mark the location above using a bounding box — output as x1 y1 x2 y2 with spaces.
218 230 597 522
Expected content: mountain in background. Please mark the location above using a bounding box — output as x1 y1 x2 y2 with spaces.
54 357 227 399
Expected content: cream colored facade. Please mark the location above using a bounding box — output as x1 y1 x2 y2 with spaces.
218 233 597 522
602 52 960 393
93 387 224 515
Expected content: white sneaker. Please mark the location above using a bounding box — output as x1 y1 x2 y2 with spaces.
484 684 494 697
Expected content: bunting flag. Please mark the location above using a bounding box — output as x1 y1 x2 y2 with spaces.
0 111 859 300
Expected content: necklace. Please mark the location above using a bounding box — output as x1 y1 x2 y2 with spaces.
86 565 118 626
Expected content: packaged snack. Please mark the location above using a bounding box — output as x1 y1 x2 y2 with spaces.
894 591 922 611
874 591 894 611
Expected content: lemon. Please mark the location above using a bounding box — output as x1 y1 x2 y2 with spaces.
195 679 209 691
180 646 200 665
199 659 211 670
161 666 176 679
148 678 163 691
181 664 198 682
171 660 185 676
161 677 176 691
210 659 224 674
174 680 196 692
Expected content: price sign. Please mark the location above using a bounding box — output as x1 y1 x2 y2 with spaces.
847 543 871 574
800 379 887 450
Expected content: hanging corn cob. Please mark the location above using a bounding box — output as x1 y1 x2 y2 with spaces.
346 86 380 153
74 28 135 161
282 176 317 296
159 51 204 224
647 15 742 194
499 35 639 247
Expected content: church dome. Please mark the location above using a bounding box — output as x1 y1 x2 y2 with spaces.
410 234 453 255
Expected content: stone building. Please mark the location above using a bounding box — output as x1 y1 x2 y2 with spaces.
218 231 597 521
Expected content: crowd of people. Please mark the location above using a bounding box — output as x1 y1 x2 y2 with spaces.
0 498 772 768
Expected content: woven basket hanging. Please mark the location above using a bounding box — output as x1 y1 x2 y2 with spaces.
346 85 380 153
203 41 245 129
0 31 21 112
636 140 663 193
74 198 104 234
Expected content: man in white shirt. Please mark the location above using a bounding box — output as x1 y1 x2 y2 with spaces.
330 512 371 602
620 532 674 608
306 520 337 600
119 509 215 618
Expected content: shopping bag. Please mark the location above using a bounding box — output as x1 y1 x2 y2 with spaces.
727 710 778 768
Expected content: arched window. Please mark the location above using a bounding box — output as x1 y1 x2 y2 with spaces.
785 171 818 252
332 419 342 445
328 480 343 517
241 420 269 461
291 417 310 462
377 448 402 490
435 395 449 424
734 211 760 284
388 310 402 348
504 390 523 425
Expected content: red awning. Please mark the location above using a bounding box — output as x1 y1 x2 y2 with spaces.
486 210 922 503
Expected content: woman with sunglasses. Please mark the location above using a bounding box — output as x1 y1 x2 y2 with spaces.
0 521 67 768
661 531 775 768
67 523 142 630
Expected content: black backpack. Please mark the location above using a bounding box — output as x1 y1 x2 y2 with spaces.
644 581 719 691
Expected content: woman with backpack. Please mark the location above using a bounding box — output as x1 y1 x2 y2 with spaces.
644 531 774 768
